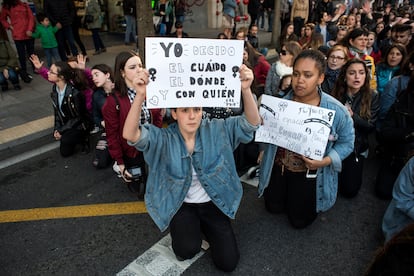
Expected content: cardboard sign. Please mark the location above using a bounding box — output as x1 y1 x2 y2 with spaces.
255 95 336 161
145 37 244 108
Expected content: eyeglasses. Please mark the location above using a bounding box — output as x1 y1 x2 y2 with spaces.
329 55 345 61
338 25 348 31
280 50 289 55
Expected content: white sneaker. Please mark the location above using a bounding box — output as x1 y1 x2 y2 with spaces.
112 161 122 178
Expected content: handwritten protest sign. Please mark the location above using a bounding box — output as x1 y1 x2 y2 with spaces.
255 95 336 161
145 37 244 108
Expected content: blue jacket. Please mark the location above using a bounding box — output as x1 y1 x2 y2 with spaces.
258 90 355 212
222 0 237 18
376 63 400 95
378 75 410 129
382 156 414 242
130 115 259 231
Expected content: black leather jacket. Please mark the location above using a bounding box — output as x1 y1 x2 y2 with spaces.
51 84 89 134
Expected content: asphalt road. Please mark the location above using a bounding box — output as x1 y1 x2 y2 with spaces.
0 145 389 275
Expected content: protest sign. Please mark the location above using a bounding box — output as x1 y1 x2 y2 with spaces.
255 95 336 161
145 37 244 108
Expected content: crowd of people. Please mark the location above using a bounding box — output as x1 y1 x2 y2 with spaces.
2 0 414 274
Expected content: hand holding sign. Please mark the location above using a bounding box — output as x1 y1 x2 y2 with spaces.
145 37 244 109
256 95 336 161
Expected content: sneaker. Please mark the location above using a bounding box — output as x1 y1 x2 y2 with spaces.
101 48 106 52
20 71 33 83
247 165 260 179
92 50 101 55
112 161 122 178
90 126 100 134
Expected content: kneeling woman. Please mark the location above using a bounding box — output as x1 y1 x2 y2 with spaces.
49 61 90 157
123 64 261 272
332 58 379 198
258 50 355 229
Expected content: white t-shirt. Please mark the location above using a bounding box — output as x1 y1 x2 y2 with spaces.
184 166 211 203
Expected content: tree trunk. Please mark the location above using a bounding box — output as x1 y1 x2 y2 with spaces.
271 0 281 50
136 0 155 65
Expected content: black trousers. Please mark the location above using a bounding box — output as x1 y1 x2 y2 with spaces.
264 164 317 229
339 152 365 198
169 201 240 272
59 128 86 157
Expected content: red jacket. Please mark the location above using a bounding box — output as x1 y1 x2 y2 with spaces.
254 55 271 86
102 92 162 166
0 1 35 41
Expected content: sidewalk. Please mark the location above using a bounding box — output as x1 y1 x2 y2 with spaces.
0 29 276 162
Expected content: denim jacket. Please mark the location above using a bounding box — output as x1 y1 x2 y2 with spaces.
382 156 414 242
258 90 355 212
129 115 259 231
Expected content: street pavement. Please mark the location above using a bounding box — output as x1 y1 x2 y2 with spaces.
0 146 389 275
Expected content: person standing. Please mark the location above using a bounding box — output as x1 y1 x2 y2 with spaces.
43 0 79 61
258 50 355 229
0 0 35 83
248 0 260 29
264 0 275 32
290 0 309 37
122 0 137 45
222 0 237 39
31 13 61 68
84 0 106 55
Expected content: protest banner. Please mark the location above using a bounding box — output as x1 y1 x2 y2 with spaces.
255 95 336 161
145 37 244 108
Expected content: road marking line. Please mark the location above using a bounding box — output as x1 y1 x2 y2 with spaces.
0 202 147 223
0 142 59 170
117 234 205 276
0 116 54 144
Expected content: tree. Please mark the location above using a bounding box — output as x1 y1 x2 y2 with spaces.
136 0 155 65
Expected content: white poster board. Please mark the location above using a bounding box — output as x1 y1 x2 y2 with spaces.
255 95 336 161
145 37 244 109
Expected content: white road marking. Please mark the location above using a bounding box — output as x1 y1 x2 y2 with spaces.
0 142 59 170
117 234 205 276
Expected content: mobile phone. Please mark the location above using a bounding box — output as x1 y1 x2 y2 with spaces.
306 169 318 179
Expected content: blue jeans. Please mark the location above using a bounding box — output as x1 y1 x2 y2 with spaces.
55 25 78 61
257 10 265 28
0 68 19 87
267 10 274 32
44 47 61 68
14 39 34 72
124 15 137 43
91 28 105 51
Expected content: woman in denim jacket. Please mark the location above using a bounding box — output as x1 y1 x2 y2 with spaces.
123 64 260 272
258 50 354 229
382 156 414 242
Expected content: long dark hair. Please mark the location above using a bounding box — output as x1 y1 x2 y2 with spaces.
54 61 89 91
113 51 141 96
91 64 114 82
379 43 407 70
332 58 373 119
